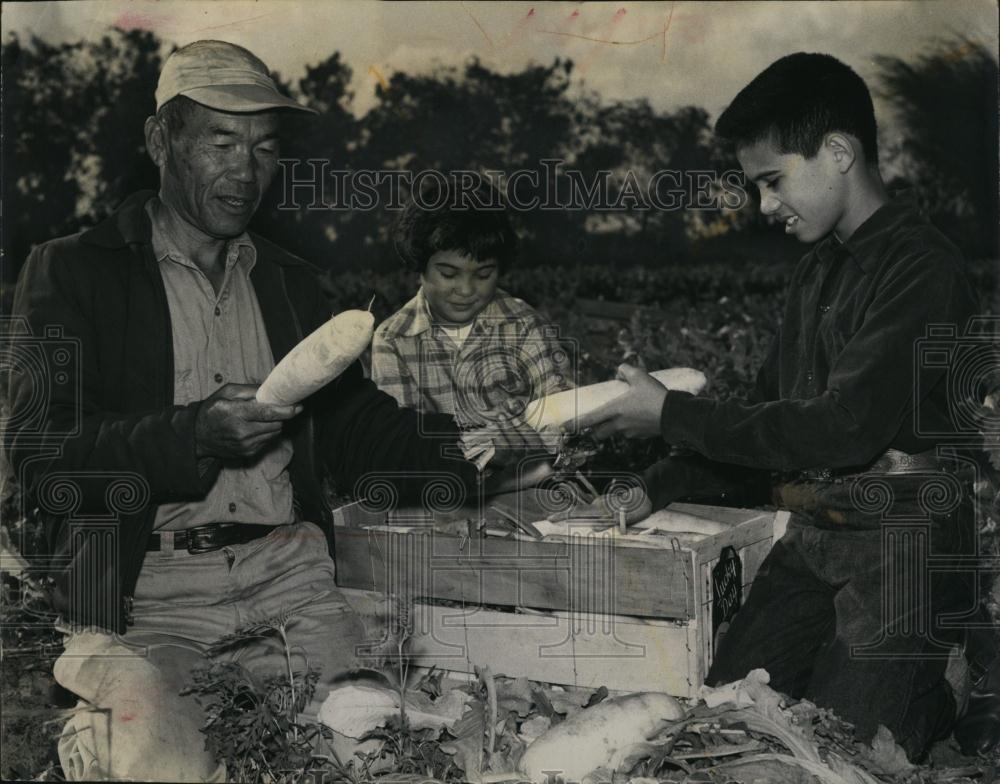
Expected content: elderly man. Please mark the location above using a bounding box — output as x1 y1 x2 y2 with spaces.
6 40 477 781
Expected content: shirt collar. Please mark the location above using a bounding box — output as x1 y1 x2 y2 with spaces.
392 288 508 338
815 191 920 271
146 197 257 274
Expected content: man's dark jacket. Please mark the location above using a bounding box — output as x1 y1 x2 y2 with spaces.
6 191 476 633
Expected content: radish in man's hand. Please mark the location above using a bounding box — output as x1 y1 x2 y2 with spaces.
257 310 375 406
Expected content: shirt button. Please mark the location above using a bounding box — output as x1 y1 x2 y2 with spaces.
214 372 224 384
214 306 221 316
228 502 237 513
805 371 815 382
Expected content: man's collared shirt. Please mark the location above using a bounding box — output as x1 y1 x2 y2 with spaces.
147 199 295 531
660 194 978 472
371 288 572 447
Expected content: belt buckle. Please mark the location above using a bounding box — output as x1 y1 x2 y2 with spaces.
799 468 833 482
186 523 229 555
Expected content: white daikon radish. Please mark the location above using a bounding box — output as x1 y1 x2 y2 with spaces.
519 692 686 783
523 367 706 431
256 310 375 406
632 507 730 536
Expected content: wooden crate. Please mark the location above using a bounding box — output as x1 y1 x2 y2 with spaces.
333 501 786 697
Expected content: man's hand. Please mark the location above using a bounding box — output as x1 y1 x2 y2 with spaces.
548 487 653 526
195 384 302 460
484 459 555 496
577 364 668 440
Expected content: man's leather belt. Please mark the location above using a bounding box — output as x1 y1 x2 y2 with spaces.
147 522 280 554
866 448 954 475
797 448 953 482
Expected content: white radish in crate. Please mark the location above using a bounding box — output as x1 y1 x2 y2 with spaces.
256 310 375 406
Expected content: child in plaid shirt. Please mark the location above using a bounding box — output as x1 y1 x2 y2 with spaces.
371 177 572 450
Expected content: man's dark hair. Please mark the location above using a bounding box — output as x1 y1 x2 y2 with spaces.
715 53 879 165
393 176 518 273
156 94 202 136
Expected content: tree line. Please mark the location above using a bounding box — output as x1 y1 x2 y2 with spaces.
2 29 996 294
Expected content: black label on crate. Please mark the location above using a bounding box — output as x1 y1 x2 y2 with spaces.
712 545 742 633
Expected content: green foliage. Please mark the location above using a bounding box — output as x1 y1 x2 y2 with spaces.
358 715 465 783
184 661 328 783
0 570 65 781
326 256 995 481
5 28 995 301
354 593 418 725
181 616 333 784
2 29 162 288
877 38 1000 257
177 599 473 784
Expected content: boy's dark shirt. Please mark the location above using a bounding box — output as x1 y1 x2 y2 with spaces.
644 194 978 508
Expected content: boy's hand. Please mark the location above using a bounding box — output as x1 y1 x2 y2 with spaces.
577 364 667 440
195 383 303 460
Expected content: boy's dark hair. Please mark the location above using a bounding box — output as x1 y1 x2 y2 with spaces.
393 175 518 272
715 53 879 166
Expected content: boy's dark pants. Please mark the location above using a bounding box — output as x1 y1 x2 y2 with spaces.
706 475 976 761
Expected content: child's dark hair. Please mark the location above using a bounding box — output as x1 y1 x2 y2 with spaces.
715 53 878 166
393 175 518 272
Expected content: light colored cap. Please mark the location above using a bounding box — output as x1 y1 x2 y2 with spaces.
155 40 316 114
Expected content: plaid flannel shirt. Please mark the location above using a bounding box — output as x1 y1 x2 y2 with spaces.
371 288 573 450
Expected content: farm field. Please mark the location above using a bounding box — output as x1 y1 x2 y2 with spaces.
2 258 997 781
331 258 998 475
2 7 998 780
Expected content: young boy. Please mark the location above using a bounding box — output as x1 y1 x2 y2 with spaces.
371 177 572 452
578 53 982 760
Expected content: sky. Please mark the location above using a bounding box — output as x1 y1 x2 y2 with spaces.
4 0 997 131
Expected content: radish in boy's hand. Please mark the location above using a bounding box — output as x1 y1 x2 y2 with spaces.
256 310 375 406
522 366 707 433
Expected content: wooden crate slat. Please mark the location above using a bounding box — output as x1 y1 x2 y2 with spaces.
334 496 780 699
691 517 773 561
409 602 701 697
335 526 693 618
668 502 768 527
